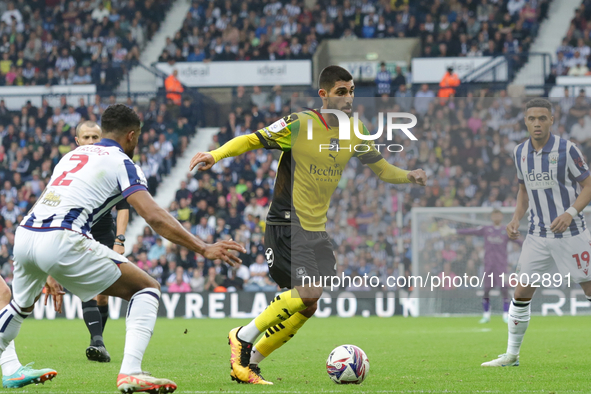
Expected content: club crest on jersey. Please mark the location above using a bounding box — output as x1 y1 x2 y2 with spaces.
296 267 307 278
522 156 526 162
549 153 558 165
329 138 339 152
265 248 274 267
40 191 61 207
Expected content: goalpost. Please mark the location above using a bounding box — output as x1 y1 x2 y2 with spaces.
410 206 591 317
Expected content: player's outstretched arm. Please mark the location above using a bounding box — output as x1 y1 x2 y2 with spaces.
189 133 263 171
367 159 427 185
550 175 591 233
127 190 246 265
507 183 529 239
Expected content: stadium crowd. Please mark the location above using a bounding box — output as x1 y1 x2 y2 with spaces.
159 0 549 64
553 1 591 76
0 0 171 91
0 88 588 293
113 84 589 294
0 93 200 286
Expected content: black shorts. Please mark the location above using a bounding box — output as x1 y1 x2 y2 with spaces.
93 231 115 249
264 224 336 289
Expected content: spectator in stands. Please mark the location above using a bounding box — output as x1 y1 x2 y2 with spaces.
568 61 589 76
244 254 278 292
375 62 391 96
168 266 192 293
251 86 269 110
233 86 253 112
438 67 460 98
570 116 591 147
391 66 406 92
414 84 436 115
395 85 413 112
165 69 184 106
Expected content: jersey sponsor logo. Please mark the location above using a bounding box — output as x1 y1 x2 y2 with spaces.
265 248 274 267
309 164 344 182
268 118 288 133
525 171 555 190
40 191 62 207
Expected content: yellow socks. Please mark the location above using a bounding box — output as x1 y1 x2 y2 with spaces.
253 289 306 333
254 312 309 359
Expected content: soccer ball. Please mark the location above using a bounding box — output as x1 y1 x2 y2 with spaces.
326 344 370 384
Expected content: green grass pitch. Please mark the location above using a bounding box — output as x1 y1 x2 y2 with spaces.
3 315 590 393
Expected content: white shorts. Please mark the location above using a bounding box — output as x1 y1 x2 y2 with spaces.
12 227 127 307
517 229 591 285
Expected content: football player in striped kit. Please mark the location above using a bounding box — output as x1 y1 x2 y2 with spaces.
483 98 591 367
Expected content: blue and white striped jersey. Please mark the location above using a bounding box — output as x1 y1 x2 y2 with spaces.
514 134 590 238
20 139 148 237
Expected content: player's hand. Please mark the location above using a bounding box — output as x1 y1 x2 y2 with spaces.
439 225 456 237
203 240 246 266
44 276 65 314
506 219 520 240
189 152 215 172
407 169 427 186
550 212 573 233
113 244 125 255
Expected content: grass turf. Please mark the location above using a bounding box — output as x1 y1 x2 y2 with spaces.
2 314 589 393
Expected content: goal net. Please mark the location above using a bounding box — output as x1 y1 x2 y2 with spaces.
411 207 591 317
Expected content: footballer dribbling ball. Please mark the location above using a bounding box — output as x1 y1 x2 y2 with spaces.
326 345 370 384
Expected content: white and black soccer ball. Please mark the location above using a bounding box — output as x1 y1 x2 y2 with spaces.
326 344 370 384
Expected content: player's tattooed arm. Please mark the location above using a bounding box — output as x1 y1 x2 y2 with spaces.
127 190 246 265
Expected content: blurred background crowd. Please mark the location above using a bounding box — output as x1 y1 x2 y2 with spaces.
1 0 589 294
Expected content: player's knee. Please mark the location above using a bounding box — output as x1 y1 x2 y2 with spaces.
0 283 11 307
147 277 160 291
299 302 317 318
297 286 322 304
96 294 108 306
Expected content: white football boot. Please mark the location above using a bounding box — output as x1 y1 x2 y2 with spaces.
481 353 519 367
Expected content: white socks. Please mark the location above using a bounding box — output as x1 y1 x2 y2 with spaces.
238 322 261 344
0 341 21 376
0 302 29 377
483 311 491 320
507 299 531 355
250 346 265 365
120 288 161 375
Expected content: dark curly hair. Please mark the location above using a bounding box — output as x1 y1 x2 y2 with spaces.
100 104 141 136
525 98 552 112
319 65 353 92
